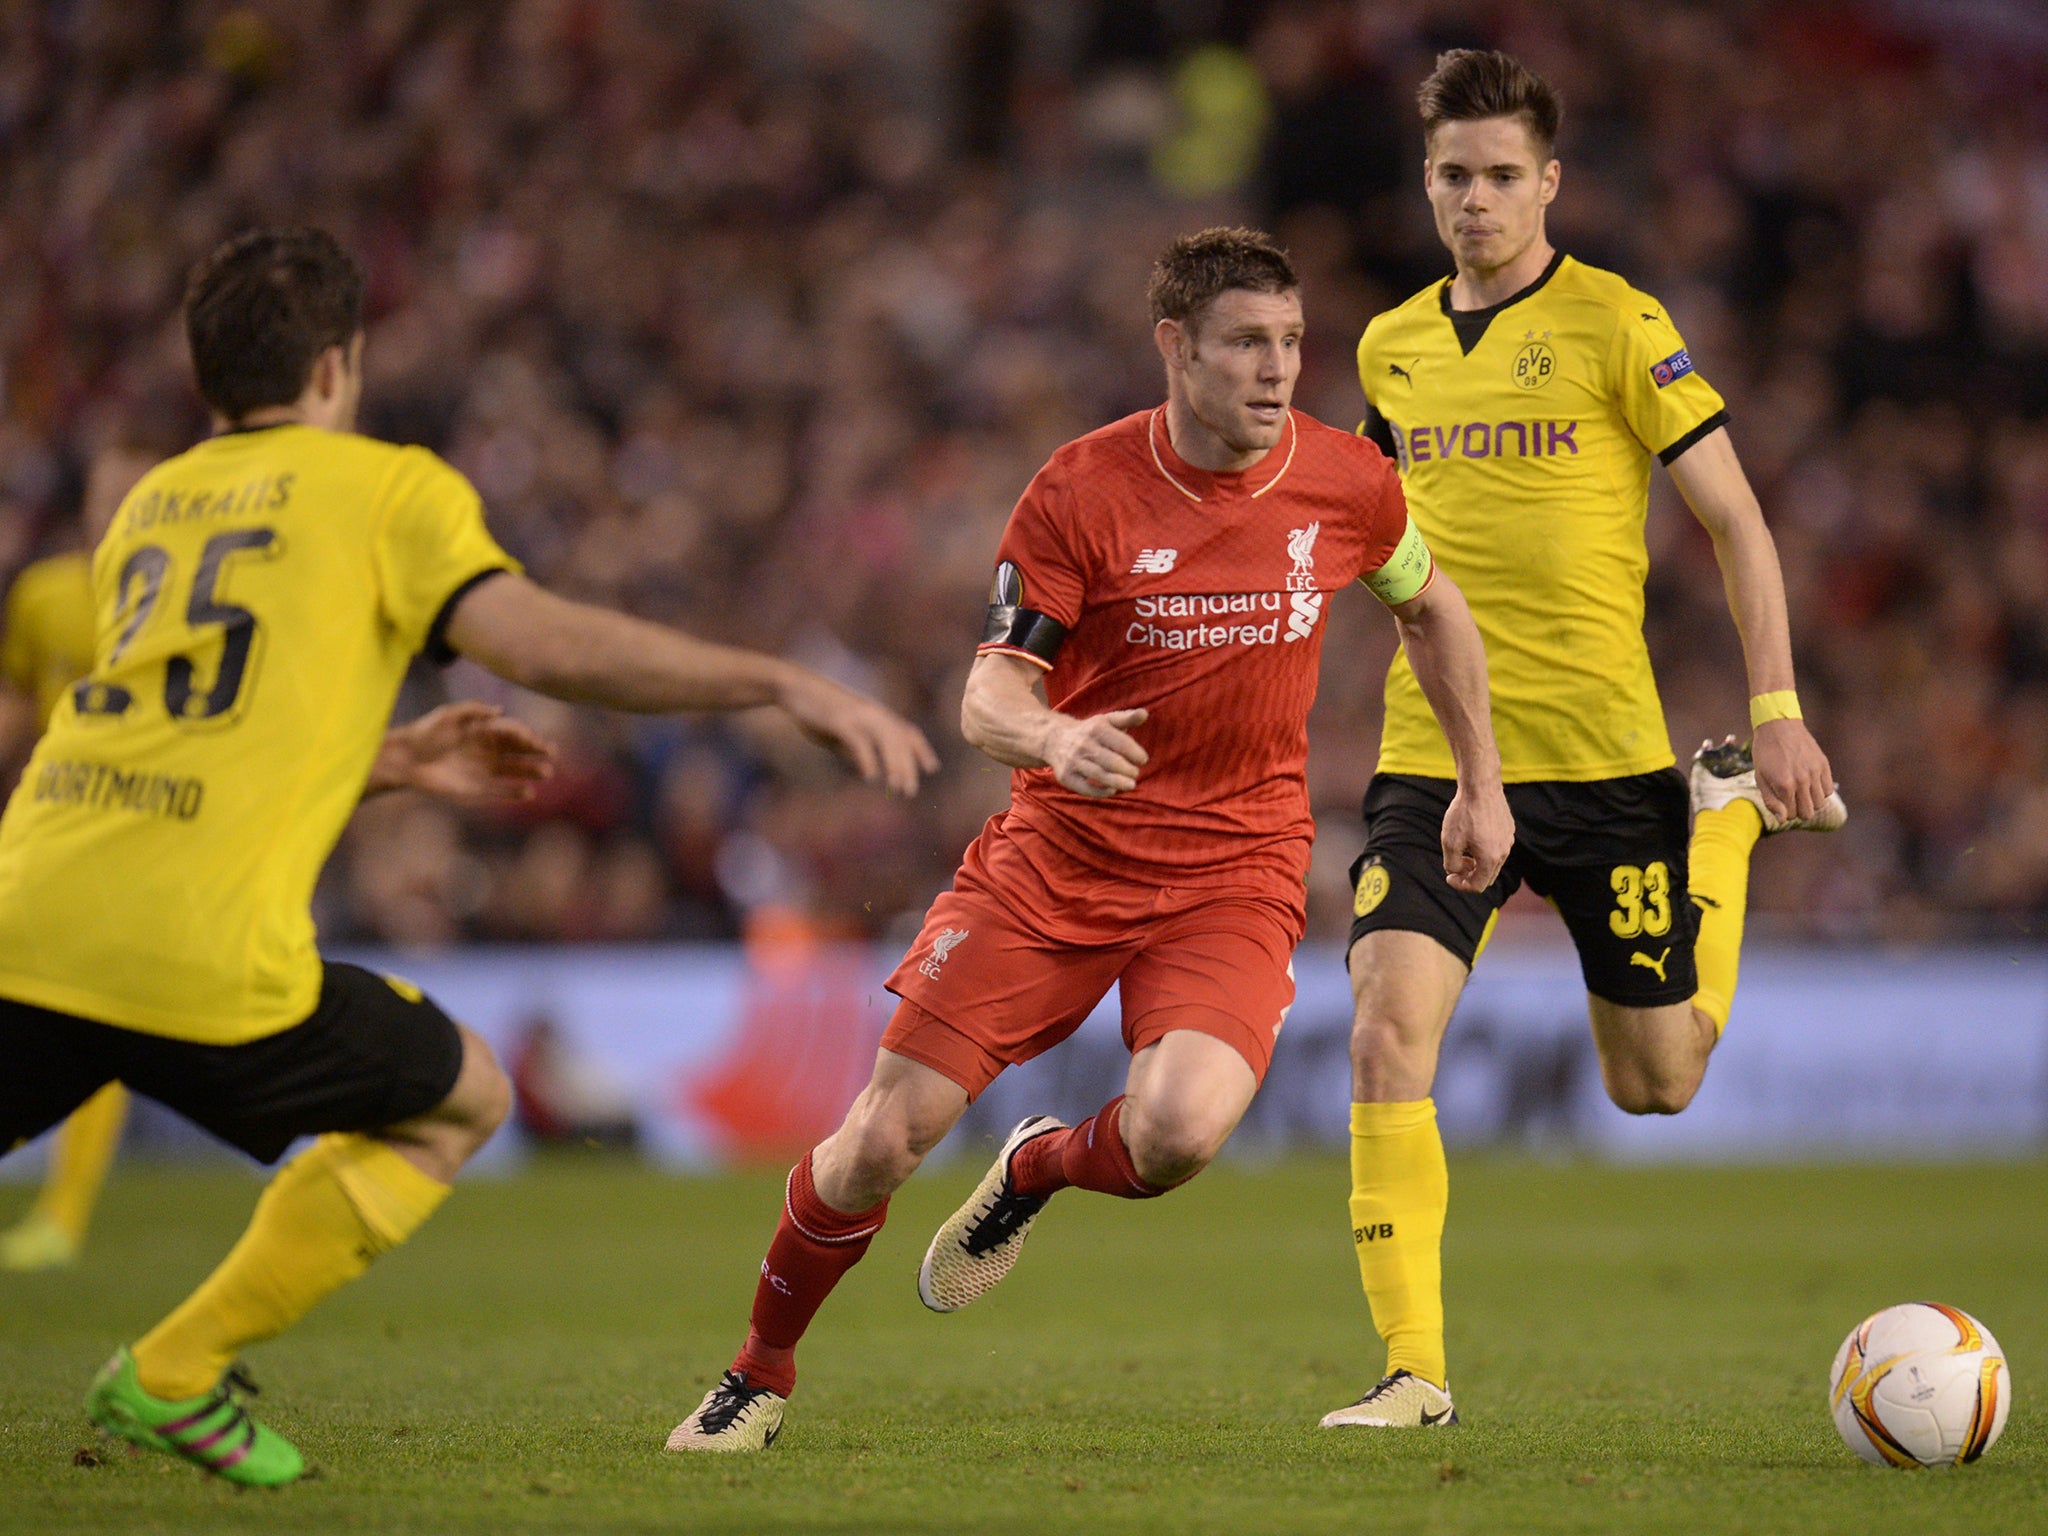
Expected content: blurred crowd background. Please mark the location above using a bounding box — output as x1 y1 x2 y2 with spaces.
3 0 2047 950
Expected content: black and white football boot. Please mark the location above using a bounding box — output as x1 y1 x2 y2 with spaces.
664 1370 786 1452
916 1115 1067 1313
1319 1370 1459 1428
1690 735 1846 833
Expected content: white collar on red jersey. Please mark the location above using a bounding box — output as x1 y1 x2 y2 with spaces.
1147 406 1299 504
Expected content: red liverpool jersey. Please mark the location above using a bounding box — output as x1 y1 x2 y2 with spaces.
977 406 1414 892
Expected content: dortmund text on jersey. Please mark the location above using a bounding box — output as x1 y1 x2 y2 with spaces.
0 426 514 1043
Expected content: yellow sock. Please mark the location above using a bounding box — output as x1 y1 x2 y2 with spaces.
32 1083 129 1246
1689 801 1763 1037
132 1134 449 1399
1348 1099 1448 1388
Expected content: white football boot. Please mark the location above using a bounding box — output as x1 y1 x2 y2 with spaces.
1689 736 1846 833
664 1370 786 1452
1319 1370 1459 1428
917 1115 1066 1313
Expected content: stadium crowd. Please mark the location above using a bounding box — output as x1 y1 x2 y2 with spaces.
2 0 2046 945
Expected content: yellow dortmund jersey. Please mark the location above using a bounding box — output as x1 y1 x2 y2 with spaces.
0 552 96 730
1358 253 1727 782
0 425 514 1043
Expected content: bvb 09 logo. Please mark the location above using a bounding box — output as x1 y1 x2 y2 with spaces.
1511 340 1556 390
1354 861 1391 917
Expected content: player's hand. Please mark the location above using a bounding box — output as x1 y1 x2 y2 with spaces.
1441 779 1513 893
1752 718 1835 823
373 702 556 804
1042 708 1149 798
779 674 941 797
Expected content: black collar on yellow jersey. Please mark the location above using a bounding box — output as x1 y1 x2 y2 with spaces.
1438 249 1565 356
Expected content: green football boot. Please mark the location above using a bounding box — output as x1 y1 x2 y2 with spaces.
85 1347 306 1486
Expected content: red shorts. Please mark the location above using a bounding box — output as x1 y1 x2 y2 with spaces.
883 814 1305 1099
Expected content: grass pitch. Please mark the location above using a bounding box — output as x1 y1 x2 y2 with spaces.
1 1153 2041 1535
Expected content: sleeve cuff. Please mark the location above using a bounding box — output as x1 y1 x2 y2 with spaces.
1657 409 1730 467
422 567 512 665
974 642 1055 671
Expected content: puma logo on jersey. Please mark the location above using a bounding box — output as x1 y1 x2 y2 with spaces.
1129 549 1178 575
1630 947 1671 983
1387 361 1415 384
919 927 970 979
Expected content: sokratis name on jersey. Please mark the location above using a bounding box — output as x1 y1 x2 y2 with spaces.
1126 588 1324 649
119 472 296 535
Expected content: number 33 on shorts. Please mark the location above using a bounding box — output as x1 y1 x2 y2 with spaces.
1607 861 1671 939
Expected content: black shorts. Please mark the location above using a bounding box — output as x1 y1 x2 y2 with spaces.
1347 771 1700 1007
0 962 464 1165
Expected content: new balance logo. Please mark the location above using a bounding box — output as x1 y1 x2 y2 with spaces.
1353 1222 1395 1243
1630 947 1671 983
919 927 970 979
1130 548 1178 575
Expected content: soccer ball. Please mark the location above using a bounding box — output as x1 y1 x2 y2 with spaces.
1829 1303 2011 1467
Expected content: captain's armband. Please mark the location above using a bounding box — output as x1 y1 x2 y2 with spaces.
1360 520 1435 607
977 560 1068 668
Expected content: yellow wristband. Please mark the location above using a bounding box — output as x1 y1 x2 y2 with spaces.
1749 690 1802 728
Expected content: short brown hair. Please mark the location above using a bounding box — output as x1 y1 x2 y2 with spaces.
1147 227 1297 329
184 227 365 421
1417 49 1563 158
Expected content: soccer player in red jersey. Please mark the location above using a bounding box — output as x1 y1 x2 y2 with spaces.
669 228 1514 1451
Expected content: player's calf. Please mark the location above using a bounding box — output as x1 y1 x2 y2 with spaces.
1120 1026 1259 1186
812 1051 970 1210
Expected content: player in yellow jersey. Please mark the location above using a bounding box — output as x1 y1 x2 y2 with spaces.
0 452 556 1271
1323 51 1845 1430
0 447 153 1270
0 227 937 1486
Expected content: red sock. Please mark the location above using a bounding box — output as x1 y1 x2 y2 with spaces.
1008 1096 1166 1200
730 1151 887 1398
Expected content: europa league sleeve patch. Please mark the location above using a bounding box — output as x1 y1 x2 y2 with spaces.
978 560 1068 665
1650 347 1695 388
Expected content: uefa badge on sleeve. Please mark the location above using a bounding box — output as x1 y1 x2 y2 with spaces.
1650 347 1694 388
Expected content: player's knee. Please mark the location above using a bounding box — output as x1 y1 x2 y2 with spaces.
1348 1009 1435 1097
1123 1107 1228 1188
840 1108 934 1186
454 1037 514 1145
1603 1067 1698 1117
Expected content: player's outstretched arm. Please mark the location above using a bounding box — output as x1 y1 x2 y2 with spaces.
443 573 939 797
1666 426 1835 822
1385 575 1513 892
960 651 1148 799
364 701 556 804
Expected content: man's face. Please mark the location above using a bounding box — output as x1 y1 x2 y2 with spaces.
1162 287 1304 456
1424 116 1559 274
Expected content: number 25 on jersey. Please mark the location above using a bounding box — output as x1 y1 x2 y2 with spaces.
73 527 281 726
